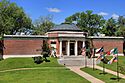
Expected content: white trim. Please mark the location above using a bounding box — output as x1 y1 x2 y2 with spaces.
60 41 62 56
58 34 84 37
4 35 47 38
95 53 124 56
47 31 84 34
3 55 41 59
89 36 124 39
82 41 85 47
75 41 78 56
67 41 70 56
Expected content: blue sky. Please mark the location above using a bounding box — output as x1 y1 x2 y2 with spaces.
11 0 125 24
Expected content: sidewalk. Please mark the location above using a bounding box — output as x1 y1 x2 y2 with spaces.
67 66 105 83
88 65 125 79
0 67 67 73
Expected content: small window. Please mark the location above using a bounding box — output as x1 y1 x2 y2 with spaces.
51 42 56 44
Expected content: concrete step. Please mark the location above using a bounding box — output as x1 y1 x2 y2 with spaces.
58 56 100 66
62 56 84 59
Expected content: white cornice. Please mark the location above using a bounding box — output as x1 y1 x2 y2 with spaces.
4 35 47 38
89 36 124 39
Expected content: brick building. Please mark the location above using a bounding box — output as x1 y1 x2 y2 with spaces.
2 23 125 58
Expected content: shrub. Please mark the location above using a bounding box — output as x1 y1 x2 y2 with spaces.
33 56 43 64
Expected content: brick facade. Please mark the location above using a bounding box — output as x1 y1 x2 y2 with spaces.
91 38 124 53
4 39 43 55
2 35 124 56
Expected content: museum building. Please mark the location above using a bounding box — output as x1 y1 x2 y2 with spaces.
1 23 124 58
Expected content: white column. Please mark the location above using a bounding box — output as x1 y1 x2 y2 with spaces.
83 41 85 48
67 40 70 56
75 40 78 56
60 41 62 56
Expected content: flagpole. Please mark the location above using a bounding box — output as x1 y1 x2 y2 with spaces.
100 47 106 75
85 54 87 67
93 48 95 70
84 32 88 68
93 54 94 70
103 59 105 74
117 52 119 81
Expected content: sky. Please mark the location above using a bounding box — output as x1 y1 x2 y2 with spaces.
10 0 125 24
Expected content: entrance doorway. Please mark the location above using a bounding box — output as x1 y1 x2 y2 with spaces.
70 43 75 55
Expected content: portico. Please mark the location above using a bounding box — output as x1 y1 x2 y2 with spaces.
47 23 86 57
59 39 85 56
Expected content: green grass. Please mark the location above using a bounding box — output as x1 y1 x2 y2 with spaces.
0 57 63 71
0 69 90 83
81 67 125 83
97 56 125 75
0 57 90 83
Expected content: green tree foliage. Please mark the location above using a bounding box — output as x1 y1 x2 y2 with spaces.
65 10 105 36
101 18 117 36
42 40 50 54
42 40 50 59
116 25 125 36
32 15 54 35
0 0 32 35
101 16 125 36
118 16 125 26
115 16 125 36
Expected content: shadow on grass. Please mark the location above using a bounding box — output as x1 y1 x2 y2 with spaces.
45 59 50 62
99 72 107 75
32 56 51 64
110 77 121 80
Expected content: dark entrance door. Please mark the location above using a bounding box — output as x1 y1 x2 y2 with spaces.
70 43 75 55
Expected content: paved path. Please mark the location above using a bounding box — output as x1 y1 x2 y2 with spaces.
0 67 67 73
88 65 125 79
67 66 105 83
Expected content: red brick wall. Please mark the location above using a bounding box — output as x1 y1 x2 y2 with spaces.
4 40 43 55
48 32 58 37
3 36 124 55
92 39 124 53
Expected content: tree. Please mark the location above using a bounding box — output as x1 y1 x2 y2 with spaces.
65 10 105 36
115 16 125 36
32 15 54 35
101 18 117 36
115 25 125 36
42 40 50 61
116 16 125 37
118 16 125 26
0 0 32 35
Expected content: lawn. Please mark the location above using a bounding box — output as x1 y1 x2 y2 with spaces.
0 57 63 71
0 57 90 83
0 68 90 83
97 56 125 75
81 67 125 83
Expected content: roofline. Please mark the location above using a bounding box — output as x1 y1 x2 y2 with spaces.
3 35 48 40
49 30 82 32
89 36 124 39
47 31 84 34
4 35 47 37
3 35 124 40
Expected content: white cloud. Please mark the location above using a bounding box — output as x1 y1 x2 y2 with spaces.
98 12 108 16
46 8 61 13
111 14 119 19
